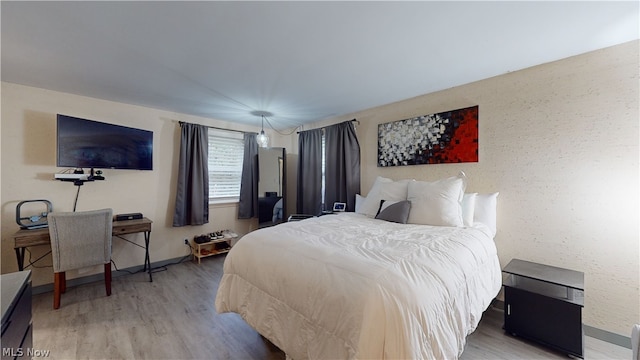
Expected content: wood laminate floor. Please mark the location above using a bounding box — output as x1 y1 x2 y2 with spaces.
32 255 631 359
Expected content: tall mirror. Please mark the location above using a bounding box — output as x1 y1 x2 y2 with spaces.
258 147 286 227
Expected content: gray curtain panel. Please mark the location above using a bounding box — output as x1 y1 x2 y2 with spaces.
297 128 324 215
173 123 209 226
238 133 259 219
324 121 361 212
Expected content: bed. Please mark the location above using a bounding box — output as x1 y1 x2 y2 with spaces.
215 175 501 359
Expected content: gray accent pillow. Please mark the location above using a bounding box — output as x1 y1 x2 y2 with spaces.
375 200 411 224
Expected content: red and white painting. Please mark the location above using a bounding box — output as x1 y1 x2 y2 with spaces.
377 105 478 167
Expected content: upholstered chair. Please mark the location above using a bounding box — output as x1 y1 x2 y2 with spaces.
48 208 113 309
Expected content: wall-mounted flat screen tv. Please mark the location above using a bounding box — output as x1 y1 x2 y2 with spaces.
57 114 153 170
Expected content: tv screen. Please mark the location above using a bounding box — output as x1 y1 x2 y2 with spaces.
57 114 153 170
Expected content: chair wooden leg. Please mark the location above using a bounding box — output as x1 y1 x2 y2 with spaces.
60 271 66 293
104 263 112 296
53 272 63 309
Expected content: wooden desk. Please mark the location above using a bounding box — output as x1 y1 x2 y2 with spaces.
12 217 153 282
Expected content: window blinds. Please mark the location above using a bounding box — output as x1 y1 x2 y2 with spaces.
208 129 245 201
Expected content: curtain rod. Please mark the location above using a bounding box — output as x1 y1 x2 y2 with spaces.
178 121 257 135
296 119 359 134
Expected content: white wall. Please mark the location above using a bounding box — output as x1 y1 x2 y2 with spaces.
305 41 639 337
0 83 281 286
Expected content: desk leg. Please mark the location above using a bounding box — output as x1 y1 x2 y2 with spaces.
144 231 152 282
15 248 25 271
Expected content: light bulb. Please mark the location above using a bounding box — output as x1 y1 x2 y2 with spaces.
257 130 269 148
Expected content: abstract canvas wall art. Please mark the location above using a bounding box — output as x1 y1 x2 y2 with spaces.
377 105 478 167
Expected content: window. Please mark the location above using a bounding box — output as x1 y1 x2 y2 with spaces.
208 129 244 203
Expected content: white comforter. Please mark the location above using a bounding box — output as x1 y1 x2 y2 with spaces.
215 213 501 359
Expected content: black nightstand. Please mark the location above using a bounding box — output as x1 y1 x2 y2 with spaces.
503 259 584 358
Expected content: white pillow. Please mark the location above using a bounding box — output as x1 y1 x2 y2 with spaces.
355 194 366 213
462 193 477 227
355 176 390 216
474 192 499 236
406 173 466 227
358 178 410 218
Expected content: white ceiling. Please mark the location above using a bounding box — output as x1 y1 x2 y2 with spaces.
2 1 638 130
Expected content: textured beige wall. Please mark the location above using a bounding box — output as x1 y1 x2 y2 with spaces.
308 41 639 336
0 83 279 286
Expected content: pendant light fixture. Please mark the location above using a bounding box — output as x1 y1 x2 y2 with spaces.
251 111 271 147
256 113 270 148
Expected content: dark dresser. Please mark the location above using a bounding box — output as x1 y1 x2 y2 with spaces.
1 271 32 360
